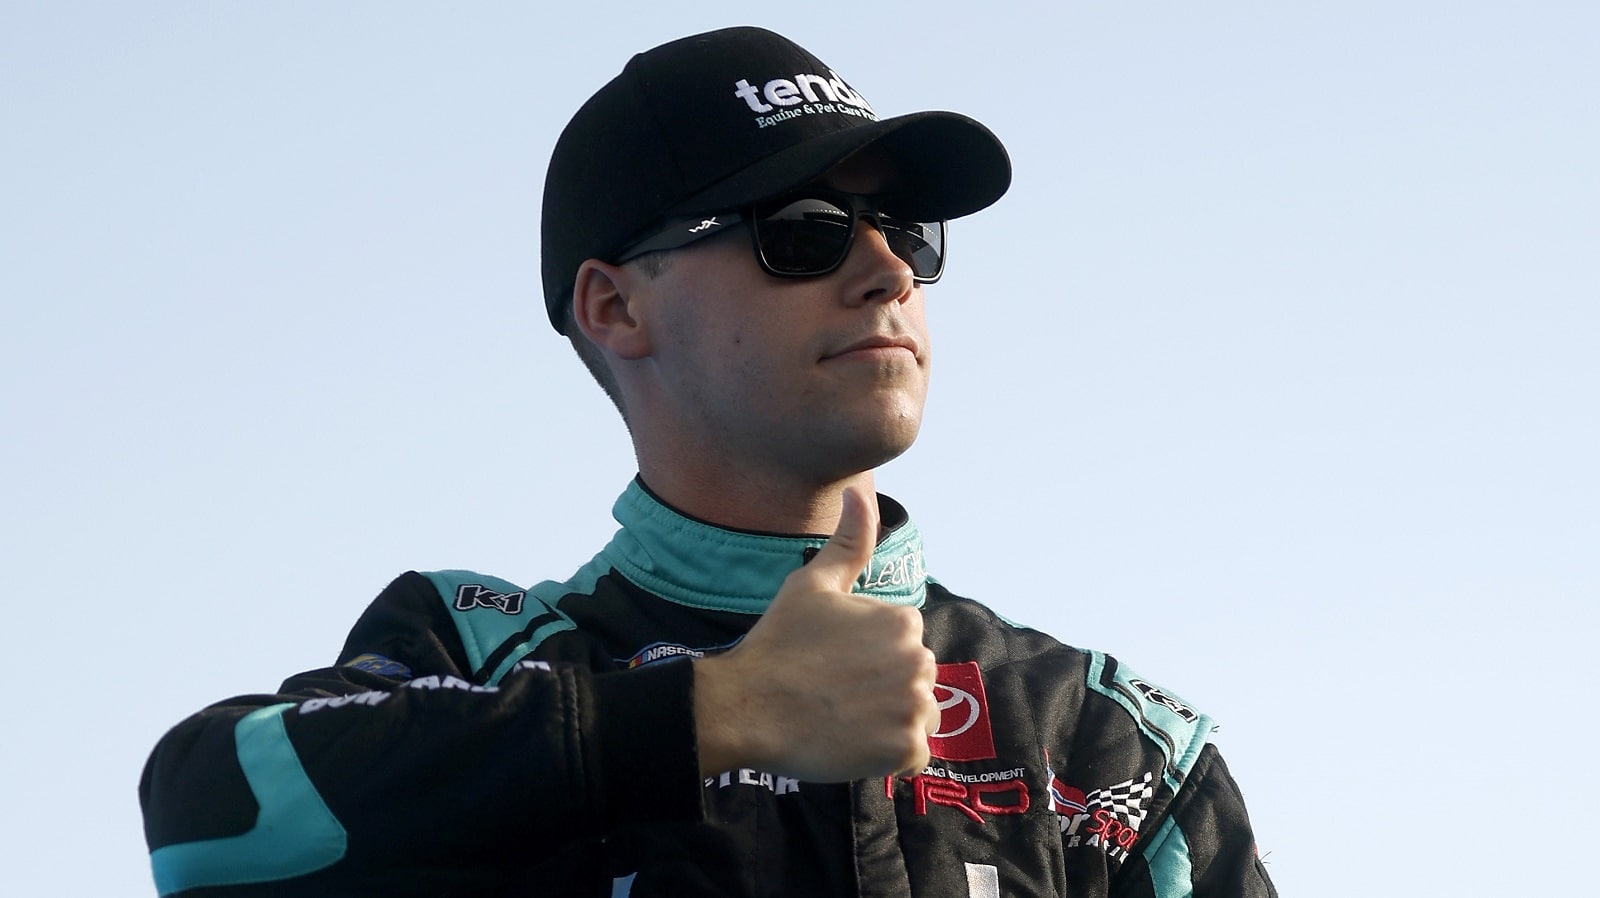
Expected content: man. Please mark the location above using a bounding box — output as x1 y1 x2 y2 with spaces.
141 26 1277 898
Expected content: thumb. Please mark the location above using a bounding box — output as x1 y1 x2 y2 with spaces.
803 486 880 591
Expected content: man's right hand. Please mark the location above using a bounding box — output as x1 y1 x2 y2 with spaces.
692 486 938 782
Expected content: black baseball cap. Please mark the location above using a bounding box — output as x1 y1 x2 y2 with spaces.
540 26 1012 334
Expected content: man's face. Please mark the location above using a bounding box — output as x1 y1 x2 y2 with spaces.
634 156 932 486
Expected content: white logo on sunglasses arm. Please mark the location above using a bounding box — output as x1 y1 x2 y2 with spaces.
689 217 720 233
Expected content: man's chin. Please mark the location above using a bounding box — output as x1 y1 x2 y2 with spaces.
819 420 924 479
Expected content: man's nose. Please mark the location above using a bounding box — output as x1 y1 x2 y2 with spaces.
843 218 915 305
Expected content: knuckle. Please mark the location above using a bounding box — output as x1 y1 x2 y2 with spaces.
903 741 931 773
887 605 923 638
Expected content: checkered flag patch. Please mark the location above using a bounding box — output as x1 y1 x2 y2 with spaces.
1085 772 1155 832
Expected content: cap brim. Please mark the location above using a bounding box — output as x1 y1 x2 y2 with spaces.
665 111 1011 223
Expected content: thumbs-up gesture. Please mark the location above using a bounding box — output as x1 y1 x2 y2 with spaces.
694 488 938 782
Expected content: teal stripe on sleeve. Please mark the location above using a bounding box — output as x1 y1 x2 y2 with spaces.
481 567 617 683
1084 651 1214 792
1142 815 1195 898
150 704 346 895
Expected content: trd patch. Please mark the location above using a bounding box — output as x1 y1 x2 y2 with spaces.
928 662 997 762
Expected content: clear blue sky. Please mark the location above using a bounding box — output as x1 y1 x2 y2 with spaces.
4 2 1596 894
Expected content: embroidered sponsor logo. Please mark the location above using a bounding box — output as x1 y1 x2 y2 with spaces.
1049 776 1089 816
343 653 412 678
298 673 500 715
454 584 525 615
618 638 738 669
885 764 1030 824
1054 772 1156 862
732 70 874 113
705 768 801 796
622 642 706 669
299 690 391 714
1130 679 1198 723
929 662 997 761
732 69 878 128
860 544 925 591
402 674 498 694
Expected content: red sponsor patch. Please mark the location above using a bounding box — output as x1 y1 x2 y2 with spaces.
928 661 997 761
887 773 1029 824
1050 778 1088 815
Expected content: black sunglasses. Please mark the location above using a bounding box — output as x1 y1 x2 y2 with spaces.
614 190 947 283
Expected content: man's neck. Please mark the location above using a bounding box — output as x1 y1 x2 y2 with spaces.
634 464 878 536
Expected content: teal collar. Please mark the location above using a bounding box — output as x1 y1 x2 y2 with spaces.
597 480 928 614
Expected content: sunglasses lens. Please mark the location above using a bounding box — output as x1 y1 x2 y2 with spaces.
881 218 945 280
752 194 946 280
754 197 854 275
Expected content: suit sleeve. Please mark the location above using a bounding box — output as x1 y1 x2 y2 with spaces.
1127 745 1278 898
1051 650 1277 898
138 571 704 896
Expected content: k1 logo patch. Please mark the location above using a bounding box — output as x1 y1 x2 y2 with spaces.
929 661 997 762
454 584 525 615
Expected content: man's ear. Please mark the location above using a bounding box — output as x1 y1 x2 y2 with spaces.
572 259 652 360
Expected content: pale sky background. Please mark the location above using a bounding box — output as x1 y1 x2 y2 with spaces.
3 2 1596 895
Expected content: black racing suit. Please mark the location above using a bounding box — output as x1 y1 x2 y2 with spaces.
141 481 1277 897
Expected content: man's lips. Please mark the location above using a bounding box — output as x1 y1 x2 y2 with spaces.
822 334 921 362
